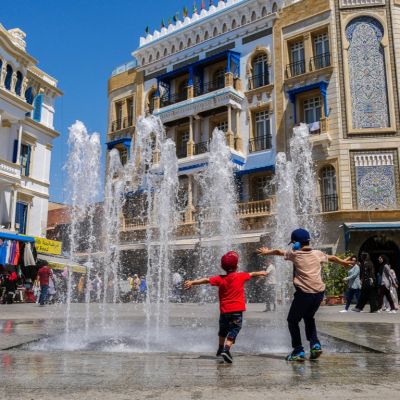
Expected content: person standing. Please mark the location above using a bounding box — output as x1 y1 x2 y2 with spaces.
353 253 379 313
264 263 277 312
340 255 361 313
388 266 399 310
37 261 53 306
77 275 85 303
377 255 396 313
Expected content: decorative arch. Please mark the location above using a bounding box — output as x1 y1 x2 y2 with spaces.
272 2 278 13
15 71 23 95
246 47 271 75
156 51 160 60
146 86 157 114
25 86 34 104
5 64 13 90
345 16 389 129
141 57 145 65
179 41 184 50
241 15 247 25
222 23 228 33
251 11 257 22
196 34 201 44
187 37 192 47
171 44 176 53
148 54 153 63
213 26 218 37
163 48 168 57
262 6 267 17
231 19 237 29
204 30 209 40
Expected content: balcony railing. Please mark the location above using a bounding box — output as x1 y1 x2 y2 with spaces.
237 199 272 217
194 78 225 96
310 52 331 71
176 145 188 159
194 141 209 155
110 117 134 132
286 60 306 78
249 73 269 90
248 135 272 153
160 92 187 107
320 194 338 212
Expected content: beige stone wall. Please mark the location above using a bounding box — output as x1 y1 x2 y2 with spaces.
391 0 400 104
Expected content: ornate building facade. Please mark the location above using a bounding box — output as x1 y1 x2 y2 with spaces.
107 0 400 274
0 24 62 237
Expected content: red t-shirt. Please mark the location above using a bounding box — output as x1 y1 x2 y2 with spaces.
209 272 251 314
38 266 52 286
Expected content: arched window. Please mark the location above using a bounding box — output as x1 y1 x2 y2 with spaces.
15 71 23 95
196 34 200 44
222 23 227 33
142 57 145 65
204 31 209 40
164 48 168 57
213 27 218 37
149 54 153 63
241 15 247 25
262 7 267 17
320 165 338 212
156 51 160 60
5 64 13 90
251 53 269 88
213 68 225 90
179 41 184 50
25 87 34 105
272 3 278 13
231 19 237 29
172 45 176 53
346 17 389 129
251 11 257 22
187 38 192 47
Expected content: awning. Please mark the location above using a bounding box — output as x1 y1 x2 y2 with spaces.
343 222 400 251
37 254 86 274
0 231 35 243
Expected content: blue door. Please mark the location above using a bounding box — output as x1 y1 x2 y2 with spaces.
15 202 28 234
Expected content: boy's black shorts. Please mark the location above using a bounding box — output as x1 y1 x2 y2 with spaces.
218 312 243 342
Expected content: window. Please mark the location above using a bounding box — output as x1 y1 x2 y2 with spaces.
177 131 189 158
25 87 34 105
119 148 128 166
232 20 237 29
320 165 337 212
289 41 305 76
262 7 267 17
222 23 227 33
179 42 184 50
272 2 278 12
187 38 192 47
249 110 272 152
252 175 271 201
156 51 160 60
215 121 228 133
127 97 135 126
196 34 200 44
303 97 322 128
251 11 257 22
172 45 176 53
114 101 123 130
15 71 23 96
213 68 225 89
251 54 269 88
163 48 168 57
204 31 209 40
5 64 13 90
241 15 247 25
213 27 218 37
20 143 31 176
15 202 28 234
149 54 153 63
313 33 330 69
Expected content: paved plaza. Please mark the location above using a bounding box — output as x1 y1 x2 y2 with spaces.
1 304 399 399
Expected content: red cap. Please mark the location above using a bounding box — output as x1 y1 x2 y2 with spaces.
221 251 239 272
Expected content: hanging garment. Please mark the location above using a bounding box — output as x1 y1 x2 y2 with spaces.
8 241 16 265
24 243 36 266
5 240 11 264
0 240 8 265
11 241 20 266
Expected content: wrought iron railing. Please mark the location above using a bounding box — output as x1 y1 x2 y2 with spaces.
286 59 306 78
160 92 188 107
310 52 331 70
320 194 338 212
194 78 225 96
110 117 134 132
249 73 269 89
248 135 272 153
194 141 209 155
176 145 188 159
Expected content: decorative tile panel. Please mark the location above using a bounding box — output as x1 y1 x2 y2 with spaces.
340 0 385 8
346 17 389 129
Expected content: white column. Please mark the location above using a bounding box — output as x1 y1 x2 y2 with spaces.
16 123 23 165
10 186 18 231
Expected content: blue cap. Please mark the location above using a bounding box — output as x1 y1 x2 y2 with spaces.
289 228 311 245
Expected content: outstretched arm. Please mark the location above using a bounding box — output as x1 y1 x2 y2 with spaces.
184 278 210 290
327 255 353 268
257 247 285 257
250 271 268 278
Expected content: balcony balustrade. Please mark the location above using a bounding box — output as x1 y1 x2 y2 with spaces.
193 141 209 156
110 116 134 132
286 52 332 79
310 52 331 71
248 73 270 90
319 194 338 212
194 78 225 96
160 92 188 108
248 134 272 153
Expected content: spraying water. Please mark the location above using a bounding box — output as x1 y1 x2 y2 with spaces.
65 121 101 340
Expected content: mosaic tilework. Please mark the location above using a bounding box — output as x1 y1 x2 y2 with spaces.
356 165 396 209
346 17 389 129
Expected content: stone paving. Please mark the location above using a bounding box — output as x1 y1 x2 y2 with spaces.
0 303 399 399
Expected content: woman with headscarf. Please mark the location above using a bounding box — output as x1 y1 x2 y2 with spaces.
353 252 379 313
377 255 396 313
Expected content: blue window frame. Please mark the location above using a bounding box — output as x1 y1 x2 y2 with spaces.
15 202 28 234
20 143 31 176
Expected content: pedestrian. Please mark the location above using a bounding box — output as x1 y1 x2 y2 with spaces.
257 228 352 362
77 275 85 303
37 261 53 306
340 255 361 313
184 251 267 364
353 253 379 313
388 265 399 310
1 272 17 304
128 274 141 302
377 255 396 313
139 276 147 302
263 263 277 312
48 274 57 304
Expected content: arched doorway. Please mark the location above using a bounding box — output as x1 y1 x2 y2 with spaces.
359 235 400 279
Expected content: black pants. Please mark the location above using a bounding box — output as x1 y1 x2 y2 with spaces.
356 287 379 312
378 286 395 310
287 289 324 352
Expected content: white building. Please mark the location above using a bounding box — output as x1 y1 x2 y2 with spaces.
0 24 62 238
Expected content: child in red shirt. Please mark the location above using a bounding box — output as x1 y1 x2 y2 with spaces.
184 251 267 363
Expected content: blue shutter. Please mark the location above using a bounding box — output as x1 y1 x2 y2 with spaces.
33 94 43 122
16 202 28 234
25 145 31 176
12 140 18 163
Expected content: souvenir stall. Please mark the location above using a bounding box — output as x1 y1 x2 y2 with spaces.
0 232 38 303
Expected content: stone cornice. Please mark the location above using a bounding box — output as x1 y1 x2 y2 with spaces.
24 117 60 139
0 87 33 112
27 69 63 96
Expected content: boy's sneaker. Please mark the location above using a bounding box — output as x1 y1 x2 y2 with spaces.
352 308 361 312
216 347 223 357
310 343 323 360
285 350 305 362
339 309 348 313
221 349 233 364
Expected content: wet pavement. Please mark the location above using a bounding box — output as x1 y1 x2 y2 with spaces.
0 304 399 399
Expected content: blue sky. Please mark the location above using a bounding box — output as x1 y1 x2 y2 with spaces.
3 0 189 203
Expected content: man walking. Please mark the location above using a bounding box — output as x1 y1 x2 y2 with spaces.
37 261 53 306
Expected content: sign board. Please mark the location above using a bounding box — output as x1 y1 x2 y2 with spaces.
35 237 62 256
